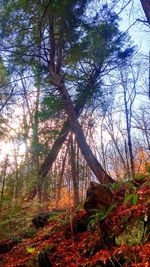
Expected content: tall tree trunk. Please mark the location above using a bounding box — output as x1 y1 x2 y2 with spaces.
123 80 135 177
32 86 40 169
105 117 130 176
124 138 131 176
51 71 114 185
140 0 150 25
0 155 8 209
70 133 79 207
55 143 69 208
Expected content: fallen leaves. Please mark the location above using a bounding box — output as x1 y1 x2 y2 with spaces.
0 178 149 267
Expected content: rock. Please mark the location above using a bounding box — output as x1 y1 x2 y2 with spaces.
84 182 114 212
73 212 89 233
65 212 89 239
32 210 65 228
0 239 18 254
115 220 145 245
32 213 50 228
38 249 52 267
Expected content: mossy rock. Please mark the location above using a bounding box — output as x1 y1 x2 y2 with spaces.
115 220 144 246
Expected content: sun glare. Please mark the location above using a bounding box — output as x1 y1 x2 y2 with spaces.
0 141 26 163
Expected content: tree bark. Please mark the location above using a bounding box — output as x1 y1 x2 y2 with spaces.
122 74 135 177
32 85 40 168
51 71 114 185
70 133 79 207
39 66 104 177
28 69 107 200
0 155 8 209
39 121 69 177
140 0 150 25
55 143 69 208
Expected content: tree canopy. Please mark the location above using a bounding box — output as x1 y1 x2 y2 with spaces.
0 1 134 186
0 0 149 208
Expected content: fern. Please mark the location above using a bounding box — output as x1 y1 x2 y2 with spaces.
88 204 116 230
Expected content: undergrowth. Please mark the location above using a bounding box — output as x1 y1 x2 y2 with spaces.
0 176 149 266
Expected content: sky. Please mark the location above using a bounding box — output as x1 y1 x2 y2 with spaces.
117 0 150 54
93 0 150 54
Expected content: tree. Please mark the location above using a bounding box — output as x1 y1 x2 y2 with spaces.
0 56 13 144
133 104 150 154
38 1 133 187
0 1 134 192
140 0 150 25
119 64 137 177
0 155 9 209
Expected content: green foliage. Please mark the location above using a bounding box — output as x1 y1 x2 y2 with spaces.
56 213 71 227
0 56 11 115
145 163 150 173
124 193 134 203
0 0 89 70
124 180 136 190
0 56 8 85
0 0 133 77
88 204 116 230
10 236 22 243
26 246 35 254
0 0 134 136
124 193 139 205
111 180 136 192
111 182 120 190
134 173 147 180
40 95 64 119
132 194 138 205
22 227 36 238
0 197 40 240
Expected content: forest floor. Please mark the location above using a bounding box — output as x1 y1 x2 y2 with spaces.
0 177 149 267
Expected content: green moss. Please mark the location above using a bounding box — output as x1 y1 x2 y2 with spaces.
115 221 144 246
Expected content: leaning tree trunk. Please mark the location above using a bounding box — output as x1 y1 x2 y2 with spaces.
39 120 69 177
39 66 103 178
140 0 150 25
28 67 109 200
29 13 115 200
51 71 114 185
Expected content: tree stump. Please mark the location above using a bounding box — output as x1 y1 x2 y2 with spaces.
32 213 50 228
84 182 114 212
38 250 52 267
